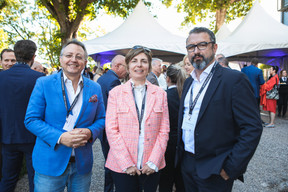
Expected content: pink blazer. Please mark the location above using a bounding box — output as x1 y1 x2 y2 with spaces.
105 80 169 173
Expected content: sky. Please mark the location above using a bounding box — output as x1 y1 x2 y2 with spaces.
89 0 281 39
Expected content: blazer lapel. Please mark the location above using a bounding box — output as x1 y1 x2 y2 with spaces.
123 81 138 122
75 77 90 125
54 72 68 110
144 82 157 120
196 65 222 125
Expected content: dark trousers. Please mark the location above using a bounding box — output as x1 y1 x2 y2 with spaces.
0 143 35 192
159 136 185 192
111 170 160 192
278 93 288 116
101 130 114 192
181 151 234 192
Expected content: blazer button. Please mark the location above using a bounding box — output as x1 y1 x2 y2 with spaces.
148 123 151 126
146 138 150 141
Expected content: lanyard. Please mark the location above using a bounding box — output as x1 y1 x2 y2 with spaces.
61 72 83 117
188 63 217 118
132 85 147 134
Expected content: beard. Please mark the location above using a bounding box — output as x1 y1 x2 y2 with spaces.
190 53 214 70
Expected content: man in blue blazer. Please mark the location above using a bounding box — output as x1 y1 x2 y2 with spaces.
176 27 263 191
0 40 44 192
241 58 265 106
97 54 127 192
25 40 105 192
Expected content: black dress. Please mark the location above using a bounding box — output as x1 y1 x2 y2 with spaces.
278 77 288 117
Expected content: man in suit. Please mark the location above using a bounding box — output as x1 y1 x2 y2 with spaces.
24 40 105 192
97 54 127 192
217 56 230 68
176 27 263 191
241 58 265 106
0 40 44 192
146 58 162 86
0 49 16 70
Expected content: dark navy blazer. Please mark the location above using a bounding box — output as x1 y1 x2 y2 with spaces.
0 63 44 144
176 63 263 180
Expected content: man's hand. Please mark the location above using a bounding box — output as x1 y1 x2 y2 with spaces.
220 169 230 180
59 128 92 148
140 164 155 175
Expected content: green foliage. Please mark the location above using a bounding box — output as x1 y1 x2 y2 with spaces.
162 0 254 31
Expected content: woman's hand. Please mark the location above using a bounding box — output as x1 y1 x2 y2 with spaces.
140 164 155 175
126 166 141 176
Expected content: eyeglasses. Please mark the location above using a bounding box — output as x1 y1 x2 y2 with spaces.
132 45 151 53
186 42 215 52
62 54 85 61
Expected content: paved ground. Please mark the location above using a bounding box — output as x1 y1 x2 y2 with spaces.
15 112 288 192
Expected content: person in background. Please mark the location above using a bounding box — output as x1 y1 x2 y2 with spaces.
24 39 105 192
159 64 186 192
0 49 16 70
215 53 225 61
183 55 194 77
158 64 168 90
176 27 262 192
278 70 288 118
146 58 162 85
0 40 44 192
31 61 44 73
217 56 230 68
97 54 127 192
105 46 169 192
93 67 104 82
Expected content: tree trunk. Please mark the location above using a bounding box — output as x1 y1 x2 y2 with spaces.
215 8 227 32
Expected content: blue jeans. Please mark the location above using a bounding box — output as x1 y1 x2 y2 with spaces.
34 162 92 192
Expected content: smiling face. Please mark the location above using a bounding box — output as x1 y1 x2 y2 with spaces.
60 43 87 78
128 53 150 83
1 51 16 70
184 57 194 75
186 32 217 72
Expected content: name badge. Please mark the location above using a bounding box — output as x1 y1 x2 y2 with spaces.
181 115 195 131
63 114 76 132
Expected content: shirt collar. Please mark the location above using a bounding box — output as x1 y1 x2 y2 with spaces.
168 85 177 89
130 79 148 90
63 72 83 86
191 61 216 80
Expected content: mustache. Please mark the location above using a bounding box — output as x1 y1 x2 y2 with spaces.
192 54 204 61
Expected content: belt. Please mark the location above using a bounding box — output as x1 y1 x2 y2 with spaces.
69 156 76 162
185 151 195 157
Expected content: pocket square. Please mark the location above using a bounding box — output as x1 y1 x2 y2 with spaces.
89 95 98 103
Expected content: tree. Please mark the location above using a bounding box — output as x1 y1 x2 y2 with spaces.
161 0 254 32
37 0 146 44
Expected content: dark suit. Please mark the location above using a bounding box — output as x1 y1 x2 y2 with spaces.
146 72 159 86
176 64 263 191
0 63 44 192
97 69 121 192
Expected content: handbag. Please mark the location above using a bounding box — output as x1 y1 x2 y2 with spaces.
266 84 279 100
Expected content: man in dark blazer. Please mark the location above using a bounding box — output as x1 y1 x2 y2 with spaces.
0 40 44 192
176 27 263 191
97 54 127 192
241 58 265 106
146 58 162 86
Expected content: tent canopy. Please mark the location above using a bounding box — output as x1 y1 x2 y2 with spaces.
84 1 186 64
217 1 288 68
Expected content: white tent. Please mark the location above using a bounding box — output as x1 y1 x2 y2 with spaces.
215 23 231 42
217 1 288 69
83 1 186 64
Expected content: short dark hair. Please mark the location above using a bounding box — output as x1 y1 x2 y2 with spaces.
251 58 259 66
272 65 279 73
14 40 37 63
0 49 14 60
60 39 88 60
187 27 216 44
125 46 153 72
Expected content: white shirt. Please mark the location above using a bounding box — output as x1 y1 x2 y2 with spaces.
58 73 83 156
182 62 215 153
158 73 167 90
131 81 158 172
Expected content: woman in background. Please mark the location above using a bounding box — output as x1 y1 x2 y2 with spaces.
183 55 194 77
277 69 288 118
159 64 186 192
105 46 169 192
260 66 279 128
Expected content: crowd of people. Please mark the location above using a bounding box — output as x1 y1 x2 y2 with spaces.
0 26 285 192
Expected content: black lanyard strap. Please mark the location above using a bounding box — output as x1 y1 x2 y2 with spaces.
189 63 217 116
132 85 147 134
61 72 83 117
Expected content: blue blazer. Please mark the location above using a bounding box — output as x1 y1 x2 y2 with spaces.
25 72 105 176
0 63 44 144
176 64 263 180
241 65 265 98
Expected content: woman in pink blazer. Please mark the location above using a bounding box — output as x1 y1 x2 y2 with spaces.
105 46 169 192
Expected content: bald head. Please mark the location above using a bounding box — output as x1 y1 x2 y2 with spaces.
111 55 127 79
31 61 44 73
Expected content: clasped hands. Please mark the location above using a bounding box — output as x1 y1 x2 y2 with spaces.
60 128 92 148
125 165 155 176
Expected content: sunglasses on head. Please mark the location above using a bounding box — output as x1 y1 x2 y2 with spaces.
132 45 151 53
